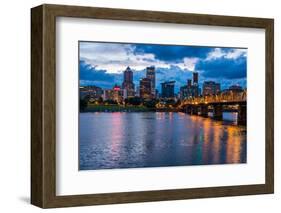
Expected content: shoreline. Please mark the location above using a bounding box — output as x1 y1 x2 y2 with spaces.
80 104 181 113
79 109 246 126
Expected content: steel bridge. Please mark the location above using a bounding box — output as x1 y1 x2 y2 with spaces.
179 91 247 125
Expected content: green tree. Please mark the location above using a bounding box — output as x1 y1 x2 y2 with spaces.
80 99 88 111
144 100 156 108
126 97 142 106
104 99 118 105
98 96 103 104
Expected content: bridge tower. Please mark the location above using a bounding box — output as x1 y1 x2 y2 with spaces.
213 104 223 120
238 104 247 125
191 105 199 115
200 104 208 117
185 105 192 114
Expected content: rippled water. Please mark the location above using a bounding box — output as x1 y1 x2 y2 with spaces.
79 112 246 170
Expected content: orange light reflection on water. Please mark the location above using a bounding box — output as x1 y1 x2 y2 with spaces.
212 124 222 164
226 126 244 163
202 119 211 163
190 115 245 164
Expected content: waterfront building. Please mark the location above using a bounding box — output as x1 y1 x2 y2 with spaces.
146 66 156 98
180 85 200 99
221 85 244 100
103 89 114 101
113 85 123 103
192 84 201 97
192 72 200 97
161 81 175 98
122 66 135 97
187 79 192 87
140 78 152 99
102 85 122 103
180 85 192 99
135 86 140 97
180 77 200 100
203 81 221 96
80 85 103 100
180 79 192 99
122 88 128 99
228 85 243 93
155 89 159 99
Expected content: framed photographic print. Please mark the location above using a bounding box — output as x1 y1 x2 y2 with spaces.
31 4 274 208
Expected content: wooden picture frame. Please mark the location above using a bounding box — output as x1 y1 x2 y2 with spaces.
31 4 274 208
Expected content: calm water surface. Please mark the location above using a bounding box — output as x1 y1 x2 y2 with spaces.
79 112 246 170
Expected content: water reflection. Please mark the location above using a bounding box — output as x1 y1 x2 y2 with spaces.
79 112 246 170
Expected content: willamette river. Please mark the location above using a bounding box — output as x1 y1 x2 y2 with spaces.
79 112 246 170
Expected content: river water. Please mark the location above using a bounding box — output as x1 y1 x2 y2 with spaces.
79 112 246 170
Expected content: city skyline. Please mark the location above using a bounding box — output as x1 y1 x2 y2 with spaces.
80 66 245 105
79 41 247 92
79 41 247 171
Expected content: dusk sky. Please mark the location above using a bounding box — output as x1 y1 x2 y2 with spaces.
79 41 247 92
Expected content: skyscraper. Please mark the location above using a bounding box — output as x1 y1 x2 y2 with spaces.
122 67 135 98
146 66 156 98
180 78 201 100
161 81 175 98
140 78 152 99
193 72 198 85
180 85 192 99
187 79 192 87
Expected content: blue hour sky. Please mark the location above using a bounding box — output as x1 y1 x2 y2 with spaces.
79 41 247 92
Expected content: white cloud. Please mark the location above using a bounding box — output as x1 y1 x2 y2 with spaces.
176 57 199 71
80 42 170 73
80 43 246 75
225 49 247 59
206 48 247 60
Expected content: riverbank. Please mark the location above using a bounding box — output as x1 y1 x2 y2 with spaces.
81 104 183 112
81 104 154 112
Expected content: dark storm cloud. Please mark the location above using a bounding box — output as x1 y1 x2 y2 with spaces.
79 41 247 90
133 44 213 62
79 60 194 92
195 55 247 79
79 60 115 88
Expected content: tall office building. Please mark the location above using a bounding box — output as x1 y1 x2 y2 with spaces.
180 85 192 99
146 66 156 97
140 78 152 99
187 79 192 87
193 72 198 85
122 67 135 98
136 86 140 97
180 78 201 99
180 79 191 99
203 81 221 96
161 81 175 98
